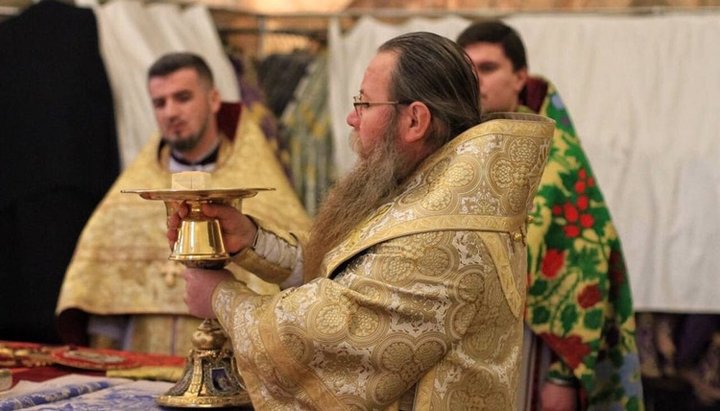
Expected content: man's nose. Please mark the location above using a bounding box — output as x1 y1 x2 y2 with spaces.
346 109 359 128
162 100 180 117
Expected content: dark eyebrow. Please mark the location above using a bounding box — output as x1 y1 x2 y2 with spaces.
477 61 500 69
173 90 193 98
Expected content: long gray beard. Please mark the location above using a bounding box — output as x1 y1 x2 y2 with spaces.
303 121 419 279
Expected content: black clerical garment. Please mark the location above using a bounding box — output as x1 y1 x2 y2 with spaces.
0 0 119 344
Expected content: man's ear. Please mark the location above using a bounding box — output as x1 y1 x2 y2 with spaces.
401 101 432 144
209 88 222 113
514 67 529 94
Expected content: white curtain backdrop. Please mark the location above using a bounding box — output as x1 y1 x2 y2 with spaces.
77 0 240 168
329 14 720 313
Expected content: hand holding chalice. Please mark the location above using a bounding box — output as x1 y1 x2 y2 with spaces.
123 171 271 408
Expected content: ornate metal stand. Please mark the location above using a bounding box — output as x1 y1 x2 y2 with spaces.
155 319 249 408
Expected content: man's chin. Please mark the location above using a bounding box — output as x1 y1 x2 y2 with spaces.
349 133 369 159
164 136 197 152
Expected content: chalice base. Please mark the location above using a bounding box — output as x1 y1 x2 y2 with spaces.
156 320 251 408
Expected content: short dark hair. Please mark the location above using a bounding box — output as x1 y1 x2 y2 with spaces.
147 52 214 87
456 20 527 71
379 32 481 148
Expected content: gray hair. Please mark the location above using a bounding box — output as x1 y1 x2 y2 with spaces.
379 32 481 148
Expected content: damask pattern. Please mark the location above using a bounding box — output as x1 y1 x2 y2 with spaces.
213 114 554 410
217 231 522 410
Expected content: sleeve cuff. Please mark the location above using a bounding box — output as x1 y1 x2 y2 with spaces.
546 359 580 388
232 246 293 284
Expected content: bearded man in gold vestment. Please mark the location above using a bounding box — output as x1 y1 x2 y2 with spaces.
56 53 310 355
169 33 555 410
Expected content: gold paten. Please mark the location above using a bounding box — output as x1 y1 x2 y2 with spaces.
123 187 270 408
122 188 273 268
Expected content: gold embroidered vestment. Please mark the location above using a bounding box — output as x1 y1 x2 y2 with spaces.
214 113 554 410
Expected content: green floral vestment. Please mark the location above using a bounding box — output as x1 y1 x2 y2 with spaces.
524 80 644 410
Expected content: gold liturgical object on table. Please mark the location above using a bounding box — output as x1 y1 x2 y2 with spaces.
123 171 273 408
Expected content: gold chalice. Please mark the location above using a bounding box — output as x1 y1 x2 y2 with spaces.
123 175 272 408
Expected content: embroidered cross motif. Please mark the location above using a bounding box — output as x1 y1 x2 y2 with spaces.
160 260 184 288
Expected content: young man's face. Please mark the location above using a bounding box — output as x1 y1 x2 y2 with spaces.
463 42 527 114
346 51 400 159
148 68 219 154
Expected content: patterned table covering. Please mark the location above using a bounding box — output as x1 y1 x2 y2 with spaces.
0 341 190 410
0 374 173 410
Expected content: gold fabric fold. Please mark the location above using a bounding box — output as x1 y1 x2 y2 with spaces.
106 365 184 382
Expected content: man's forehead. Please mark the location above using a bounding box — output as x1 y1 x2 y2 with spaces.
360 51 396 96
149 87 192 101
148 69 200 96
464 42 509 63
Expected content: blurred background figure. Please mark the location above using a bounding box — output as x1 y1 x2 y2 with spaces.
55 52 310 355
458 20 643 410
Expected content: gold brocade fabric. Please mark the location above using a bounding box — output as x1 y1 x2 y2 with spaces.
56 114 311 354
213 113 554 410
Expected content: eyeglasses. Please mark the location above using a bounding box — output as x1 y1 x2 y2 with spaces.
352 94 409 118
